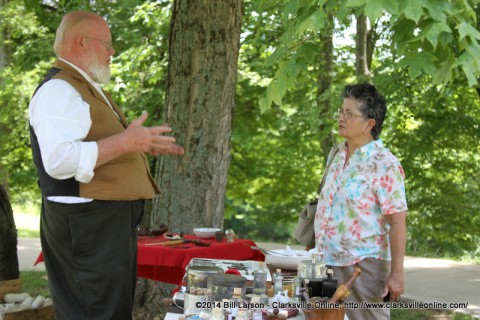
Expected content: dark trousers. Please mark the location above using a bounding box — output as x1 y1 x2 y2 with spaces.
40 198 144 320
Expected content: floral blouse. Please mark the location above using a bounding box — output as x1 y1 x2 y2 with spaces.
314 139 408 266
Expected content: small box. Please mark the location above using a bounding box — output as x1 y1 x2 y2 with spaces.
0 278 23 301
3 305 55 320
0 278 55 320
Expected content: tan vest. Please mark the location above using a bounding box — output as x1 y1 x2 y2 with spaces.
52 59 160 200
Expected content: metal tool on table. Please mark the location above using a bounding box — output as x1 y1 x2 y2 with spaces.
250 245 289 256
145 239 210 247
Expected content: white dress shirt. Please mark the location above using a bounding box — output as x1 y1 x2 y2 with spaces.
29 59 114 203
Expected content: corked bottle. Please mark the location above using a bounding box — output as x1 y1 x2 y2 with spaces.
328 267 362 303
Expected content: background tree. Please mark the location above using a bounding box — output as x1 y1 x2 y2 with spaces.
0 184 19 281
132 1 243 316
151 0 243 234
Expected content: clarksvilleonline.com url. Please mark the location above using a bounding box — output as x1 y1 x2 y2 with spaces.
343 301 469 310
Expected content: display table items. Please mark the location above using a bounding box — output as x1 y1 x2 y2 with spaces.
137 235 265 285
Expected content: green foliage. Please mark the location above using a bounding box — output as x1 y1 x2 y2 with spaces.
227 0 480 259
103 1 172 124
262 0 480 110
1 0 479 261
374 66 480 256
0 3 53 203
225 1 349 242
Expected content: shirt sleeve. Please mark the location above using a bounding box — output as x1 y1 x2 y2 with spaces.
29 79 98 183
374 156 408 215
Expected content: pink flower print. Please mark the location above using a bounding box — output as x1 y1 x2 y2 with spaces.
375 234 386 245
320 223 327 232
382 201 397 215
398 165 405 177
378 218 386 229
379 175 394 192
356 201 370 215
326 225 337 239
348 220 363 240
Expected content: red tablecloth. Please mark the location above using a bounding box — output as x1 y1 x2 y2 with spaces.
137 234 265 285
35 234 265 286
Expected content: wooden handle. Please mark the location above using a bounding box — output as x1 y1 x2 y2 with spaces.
329 267 362 303
160 240 186 246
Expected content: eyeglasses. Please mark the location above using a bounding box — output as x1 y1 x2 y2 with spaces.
84 36 113 51
335 109 367 120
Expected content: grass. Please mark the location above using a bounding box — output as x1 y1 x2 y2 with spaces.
391 308 476 319
20 270 51 298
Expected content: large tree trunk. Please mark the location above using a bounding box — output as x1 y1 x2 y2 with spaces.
0 184 19 281
316 13 335 161
151 0 242 233
134 2 242 318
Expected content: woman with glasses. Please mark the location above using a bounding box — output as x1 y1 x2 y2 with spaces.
314 84 408 320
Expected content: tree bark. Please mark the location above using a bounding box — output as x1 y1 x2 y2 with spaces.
135 2 242 317
152 0 242 233
0 184 19 281
316 13 336 161
355 13 372 81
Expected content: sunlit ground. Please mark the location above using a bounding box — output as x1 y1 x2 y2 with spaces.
13 205 41 238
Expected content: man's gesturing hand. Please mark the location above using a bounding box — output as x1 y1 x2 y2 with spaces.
124 111 184 156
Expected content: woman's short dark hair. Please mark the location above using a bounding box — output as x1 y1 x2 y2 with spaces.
341 84 386 139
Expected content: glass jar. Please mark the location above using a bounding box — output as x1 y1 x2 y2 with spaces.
186 265 224 291
207 274 247 302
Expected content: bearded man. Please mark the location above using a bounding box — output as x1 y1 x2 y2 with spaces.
28 11 183 320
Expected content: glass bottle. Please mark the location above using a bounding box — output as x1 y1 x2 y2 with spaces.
229 287 245 320
210 302 225 320
301 278 310 302
273 268 283 294
253 268 267 295
222 299 230 320
292 266 302 302
250 296 263 320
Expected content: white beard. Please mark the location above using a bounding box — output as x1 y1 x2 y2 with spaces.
85 53 111 84
90 64 111 84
